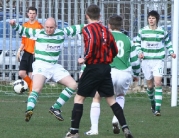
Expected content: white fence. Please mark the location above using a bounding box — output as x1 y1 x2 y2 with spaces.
0 0 176 87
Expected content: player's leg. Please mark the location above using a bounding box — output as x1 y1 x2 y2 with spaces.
25 74 45 122
153 77 163 116
50 75 77 121
19 51 33 95
25 60 49 122
85 92 101 135
98 66 133 138
141 60 155 113
146 79 155 112
152 60 164 116
112 95 125 134
50 64 77 121
65 94 85 138
26 52 34 95
106 96 133 138
66 64 101 138
111 69 132 134
19 71 32 90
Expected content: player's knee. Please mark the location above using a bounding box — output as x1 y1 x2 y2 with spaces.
18 71 26 78
69 82 78 91
74 94 85 104
155 81 162 87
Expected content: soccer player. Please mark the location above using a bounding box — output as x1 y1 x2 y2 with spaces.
9 17 84 122
82 15 140 135
135 10 176 116
17 7 43 95
65 5 133 138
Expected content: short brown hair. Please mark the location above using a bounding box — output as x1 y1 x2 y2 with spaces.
86 4 100 20
27 6 37 14
147 10 160 25
108 15 123 30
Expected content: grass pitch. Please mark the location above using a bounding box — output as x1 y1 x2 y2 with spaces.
0 91 179 138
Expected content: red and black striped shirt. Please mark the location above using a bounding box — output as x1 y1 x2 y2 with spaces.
82 23 118 65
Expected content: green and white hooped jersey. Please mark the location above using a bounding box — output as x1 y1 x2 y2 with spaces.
80 31 140 77
110 31 140 77
13 24 84 64
135 25 174 60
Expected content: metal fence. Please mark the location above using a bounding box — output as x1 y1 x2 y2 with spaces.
0 0 175 87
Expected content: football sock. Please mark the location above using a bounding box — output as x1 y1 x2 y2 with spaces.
112 96 125 124
52 87 75 110
155 86 162 111
70 103 83 134
90 102 100 132
23 75 32 95
29 81 33 95
27 91 39 111
147 88 155 106
111 102 128 131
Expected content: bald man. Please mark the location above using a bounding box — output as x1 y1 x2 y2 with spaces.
9 17 84 122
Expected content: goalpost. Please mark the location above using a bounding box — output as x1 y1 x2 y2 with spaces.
171 0 179 107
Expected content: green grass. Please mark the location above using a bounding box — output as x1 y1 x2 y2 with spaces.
0 91 179 138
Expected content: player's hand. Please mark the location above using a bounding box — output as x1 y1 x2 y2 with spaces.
138 53 144 59
78 58 85 64
171 53 176 59
98 20 103 24
9 20 16 26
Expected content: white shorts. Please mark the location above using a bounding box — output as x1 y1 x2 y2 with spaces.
111 68 132 95
32 60 70 83
141 60 164 80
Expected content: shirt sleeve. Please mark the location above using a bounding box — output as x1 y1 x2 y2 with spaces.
130 44 141 77
62 24 84 38
21 23 26 45
164 30 174 54
135 29 143 55
13 23 41 40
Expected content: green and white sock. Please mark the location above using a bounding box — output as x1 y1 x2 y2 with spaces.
27 91 39 111
147 88 155 106
155 86 162 111
52 87 75 110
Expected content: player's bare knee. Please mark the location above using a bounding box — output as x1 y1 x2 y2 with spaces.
155 81 162 87
18 71 26 78
68 82 77 91
74 94 85 104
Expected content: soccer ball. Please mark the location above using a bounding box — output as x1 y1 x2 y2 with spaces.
13 79 28 94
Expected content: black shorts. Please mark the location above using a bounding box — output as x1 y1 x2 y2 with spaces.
19 51 34 73
77 64 114 97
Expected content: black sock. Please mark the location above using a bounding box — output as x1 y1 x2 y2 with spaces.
111 102 128 131
70 103 83 134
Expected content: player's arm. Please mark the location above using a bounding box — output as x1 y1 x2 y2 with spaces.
164 31 176 59
9 19 40 40
78 58 85 65
20 36 25 51
130 45 141 80
62 24 85 37
135 29 144 59
16 43 24 62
